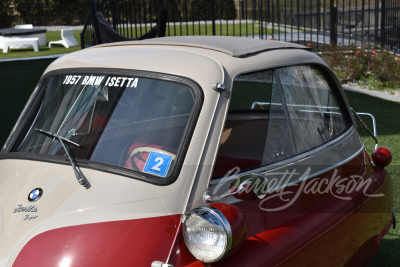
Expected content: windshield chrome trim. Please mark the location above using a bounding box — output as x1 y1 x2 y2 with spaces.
2 68 204 186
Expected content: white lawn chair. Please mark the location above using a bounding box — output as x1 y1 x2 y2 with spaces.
48 29 78 48
15 24 33 29
3 37 39 53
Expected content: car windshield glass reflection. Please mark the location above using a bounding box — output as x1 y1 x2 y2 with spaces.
13 74 196 178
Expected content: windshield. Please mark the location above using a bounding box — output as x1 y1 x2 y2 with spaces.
10 72 199 179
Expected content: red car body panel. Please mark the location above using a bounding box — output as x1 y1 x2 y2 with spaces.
13 150 392 267
13 214 181 267
169 152 393 266
12 148 392 267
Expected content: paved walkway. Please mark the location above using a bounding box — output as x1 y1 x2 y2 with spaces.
36 25 84 31
343 86 400 103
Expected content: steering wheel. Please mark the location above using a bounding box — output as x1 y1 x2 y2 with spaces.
128 146 176 171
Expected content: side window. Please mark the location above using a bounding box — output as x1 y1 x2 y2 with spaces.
212 65 350 179
211 70 272 178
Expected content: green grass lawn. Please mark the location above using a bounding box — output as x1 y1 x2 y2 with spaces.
118 22 279 38
350 89 400 266
0 30 82 59
166 22 278 37
0 59 398 265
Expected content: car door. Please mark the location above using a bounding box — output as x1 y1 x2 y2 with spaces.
206 64 367 265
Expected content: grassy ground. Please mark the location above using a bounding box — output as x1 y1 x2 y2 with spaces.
356 88 400 266
0 57 398 266
0 30 82 59
167 22 278 37
117 22 279 38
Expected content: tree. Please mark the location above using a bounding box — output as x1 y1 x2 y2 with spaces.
0 0 15 28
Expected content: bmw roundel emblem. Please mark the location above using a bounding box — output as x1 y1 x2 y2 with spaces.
28 188 43 202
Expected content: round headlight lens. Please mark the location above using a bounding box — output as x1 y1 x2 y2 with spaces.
180 206 232 263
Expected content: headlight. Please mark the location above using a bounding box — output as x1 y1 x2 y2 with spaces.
180 204 246 263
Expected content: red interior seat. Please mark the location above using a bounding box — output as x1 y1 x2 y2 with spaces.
212 155 262 178
124 143 163 171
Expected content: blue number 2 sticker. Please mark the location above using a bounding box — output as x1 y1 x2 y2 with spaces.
143 151 173 177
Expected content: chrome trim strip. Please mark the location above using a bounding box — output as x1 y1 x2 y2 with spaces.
353 110 378 149
264 144 365 193
357 112 377 137
210 125 359 186
251 101 341 110
212 143 365 205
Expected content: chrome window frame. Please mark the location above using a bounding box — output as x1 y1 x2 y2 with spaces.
208 126 365 204
209 64 354 180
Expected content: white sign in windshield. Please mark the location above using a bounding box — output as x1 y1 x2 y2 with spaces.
63 75 139 88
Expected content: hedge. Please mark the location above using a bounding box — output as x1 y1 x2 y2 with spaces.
0 0 89 28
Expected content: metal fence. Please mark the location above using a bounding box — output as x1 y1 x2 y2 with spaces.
81 0 400 53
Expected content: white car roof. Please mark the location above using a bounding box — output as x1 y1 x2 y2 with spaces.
92 35 311 57
44 36 334 97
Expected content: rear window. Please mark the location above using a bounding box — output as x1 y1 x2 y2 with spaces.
7 71 202 181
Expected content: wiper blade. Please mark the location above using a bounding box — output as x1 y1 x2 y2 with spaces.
36 128 81 147
36 128 90 188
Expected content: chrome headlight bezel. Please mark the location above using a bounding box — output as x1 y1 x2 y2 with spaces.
180 206 233 263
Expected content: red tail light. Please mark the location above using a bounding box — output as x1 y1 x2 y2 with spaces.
372 147 392 167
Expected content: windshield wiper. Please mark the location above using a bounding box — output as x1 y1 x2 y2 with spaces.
36 128 90 188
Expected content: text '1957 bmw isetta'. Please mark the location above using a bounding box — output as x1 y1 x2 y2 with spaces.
0 36 395 266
